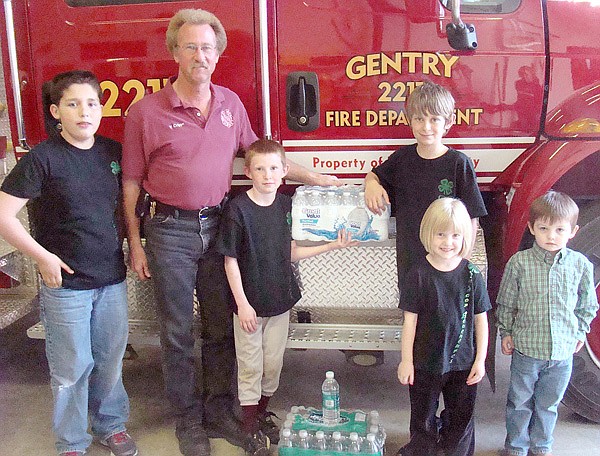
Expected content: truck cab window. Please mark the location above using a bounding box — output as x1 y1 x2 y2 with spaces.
440 0 521 14
66 0 178 6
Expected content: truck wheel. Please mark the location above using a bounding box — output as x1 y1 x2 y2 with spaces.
562 202 600 423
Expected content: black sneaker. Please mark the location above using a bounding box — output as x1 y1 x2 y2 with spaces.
244 431 270 456
257 411 280 445
204 412 246 448
175 418 211 456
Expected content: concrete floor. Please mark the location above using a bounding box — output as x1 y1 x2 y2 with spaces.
1 313 599 456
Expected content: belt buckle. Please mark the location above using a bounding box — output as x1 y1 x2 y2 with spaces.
199 206 210 220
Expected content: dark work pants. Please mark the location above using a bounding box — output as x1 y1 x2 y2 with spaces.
404 369 477 456
144 212 236 422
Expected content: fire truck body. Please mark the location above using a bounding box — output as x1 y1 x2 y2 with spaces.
1 0 599 421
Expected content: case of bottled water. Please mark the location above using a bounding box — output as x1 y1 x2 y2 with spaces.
277 405 385 455
291 185 390 242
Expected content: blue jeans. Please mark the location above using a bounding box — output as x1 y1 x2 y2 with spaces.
504 350 572 456
39 280 129 454
144 212 235 422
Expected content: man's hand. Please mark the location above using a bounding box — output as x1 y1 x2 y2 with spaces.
129 242 151 280
312 174 342 187
575 340 585 353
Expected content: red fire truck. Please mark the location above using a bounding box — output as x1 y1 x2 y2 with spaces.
1 0 599 422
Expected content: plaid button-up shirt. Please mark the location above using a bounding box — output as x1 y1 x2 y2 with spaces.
496 242 598 361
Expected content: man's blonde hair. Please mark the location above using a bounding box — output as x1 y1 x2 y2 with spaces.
529 190 579 229
166 9 227 55
420 198 473 258
406 81 455 123
244 139 286 168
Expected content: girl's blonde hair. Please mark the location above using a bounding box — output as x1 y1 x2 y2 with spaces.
420 198 473 258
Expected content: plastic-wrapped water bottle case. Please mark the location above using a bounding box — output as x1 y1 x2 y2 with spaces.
291 185 390 242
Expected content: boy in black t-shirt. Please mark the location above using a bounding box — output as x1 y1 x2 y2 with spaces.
0 71 136 456
216 139 357 454
364 81 487 290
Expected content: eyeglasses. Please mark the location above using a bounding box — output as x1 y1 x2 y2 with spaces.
176 43 217 56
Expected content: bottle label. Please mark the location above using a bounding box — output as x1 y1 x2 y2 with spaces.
322 392 339 409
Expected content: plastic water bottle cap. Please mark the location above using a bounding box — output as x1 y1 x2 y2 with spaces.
367 433 376 442
332 431 342 440
350 432 359 441
326 371 335 379
316 431 325 439
370 425 379 434
282 429 291 437
299 430 308 438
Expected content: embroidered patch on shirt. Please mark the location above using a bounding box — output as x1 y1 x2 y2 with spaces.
221 109 234 128
110 161 121 175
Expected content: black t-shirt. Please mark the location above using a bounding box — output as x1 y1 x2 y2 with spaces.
373 144 487 279
217 192 301 317
400 258 491 375
1 135 126 289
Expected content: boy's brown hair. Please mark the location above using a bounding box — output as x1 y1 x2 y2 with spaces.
529 190 579 228
406 81 455 123
244 139 286 168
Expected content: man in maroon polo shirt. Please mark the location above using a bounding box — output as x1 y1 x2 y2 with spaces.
122 8 337 456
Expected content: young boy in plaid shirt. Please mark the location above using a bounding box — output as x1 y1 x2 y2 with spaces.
496 190 598 456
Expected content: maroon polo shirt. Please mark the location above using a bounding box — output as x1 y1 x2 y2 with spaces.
122 78 258 209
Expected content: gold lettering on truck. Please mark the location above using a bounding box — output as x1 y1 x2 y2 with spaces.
346 52 459 80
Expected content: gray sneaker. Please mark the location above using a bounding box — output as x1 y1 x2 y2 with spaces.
100 431 138 456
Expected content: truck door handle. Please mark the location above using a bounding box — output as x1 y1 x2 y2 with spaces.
286 72 319 132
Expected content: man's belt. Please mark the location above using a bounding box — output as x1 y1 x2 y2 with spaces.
154 201 221 220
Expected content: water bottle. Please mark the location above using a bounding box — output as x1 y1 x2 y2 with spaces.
312 430 327 450
370 425 386 451
291 188 308 240
368 410 380 427
322 371 340 425
347 190 370 238
330 431 344 451
279 428 294 448
297 429 310 449
361 433 380 454
347 432 361 453
323 189 340 237
369 411 387 446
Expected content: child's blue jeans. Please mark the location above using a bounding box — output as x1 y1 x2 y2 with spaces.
504 350 572 456
40 281 130 454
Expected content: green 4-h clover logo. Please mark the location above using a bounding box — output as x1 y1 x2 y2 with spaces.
110 161 121 175
438 179 454 196
287 211 292 226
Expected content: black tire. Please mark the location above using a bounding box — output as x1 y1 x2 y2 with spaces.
562 203 600 423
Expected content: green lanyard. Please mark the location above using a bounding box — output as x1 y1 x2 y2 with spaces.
449 264 475 365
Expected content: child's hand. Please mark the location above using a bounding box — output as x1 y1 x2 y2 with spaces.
365 180 389 215
575 340 585 353
38 252 74 288
332 229 359 249
501 335 514 355
237 302 259 334
397 360 414 385
466 361 485 385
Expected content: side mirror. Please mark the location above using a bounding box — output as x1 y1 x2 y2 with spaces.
446 0 478 50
